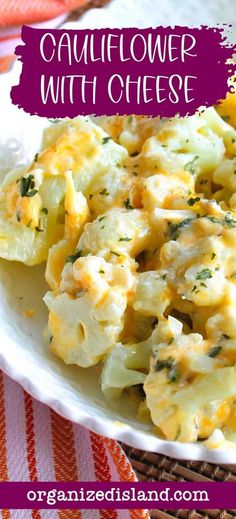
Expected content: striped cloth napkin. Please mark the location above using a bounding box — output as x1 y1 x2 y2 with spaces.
0 0 89 72
0 370 149 518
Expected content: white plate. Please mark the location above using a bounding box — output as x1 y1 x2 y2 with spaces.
1 0 236 464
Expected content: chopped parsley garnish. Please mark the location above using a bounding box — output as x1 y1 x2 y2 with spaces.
119 237 132 242
16 211 21 222
42 208 48 215
224 214 236 227
127 116 133 124
196 268 212 281
66 250 83 263
155 357 179 383
48 118 63 123
132 171 138 176
20 175 38 198
99 270 105 274
98 216 106 222
191 285 197 293
168 218 192 240
208 346 222 358
35 226 44 233
130 151 139 157
223 334 230 339
155 357 174 372
167 364 180 383
89 194 93 200
124 198 134 210
211 252 216 260
34 153 39 162
184 155 199 175
200 282 207 288
102 136 112 144
99 188 109 196
187 197 201 206
110 250 121 257
221 115 230 122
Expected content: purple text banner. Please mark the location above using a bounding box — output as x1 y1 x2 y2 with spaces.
11 26 235 118
0 482 235 509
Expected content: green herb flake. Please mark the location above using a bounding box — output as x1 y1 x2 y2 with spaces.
211 252 216 260
208 346 222 358
221 115 230 122
35 226 44 233
169 218 192 240
98 216 106 222
26 219 32 228
89 194 93 200
110 250 121 257
66 250 83 264
99 270 105 274
191 285 197 293
102 136 112 145
118 237 132 242
224 214 236 228
132 171 138 176
127 116 133 124
167 364 180 383
124 198 134 210
184 155 199 175
223 334 231 339
20 175 38 198
16 211 21 222
130 151 139 157
200 282 207 288
48 118 63 124
99 188 109 196
187 197 201 206
34 153 39 162
196 268 212 281
155 357 174 372
42 208 48 215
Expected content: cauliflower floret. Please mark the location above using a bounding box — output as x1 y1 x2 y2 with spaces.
45 173 90 291
213 159 236 191
144 317 235 442
44 255 136 367
132 271 171 317
142 174 194 210
78 208 151 258
101 341 150 399
206 306 236 340
44 289 126 368
0 117 128 265
140 109 224 179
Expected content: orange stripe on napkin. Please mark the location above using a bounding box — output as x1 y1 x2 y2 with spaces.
51 410 81 519
0 373 8 482
0 373 10 519
90 432 118 519
0 0 88 28
24 392 42 519
0 54 14 73
105 438 150 519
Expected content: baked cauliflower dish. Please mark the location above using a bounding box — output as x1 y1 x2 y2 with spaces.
1 92 236 445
